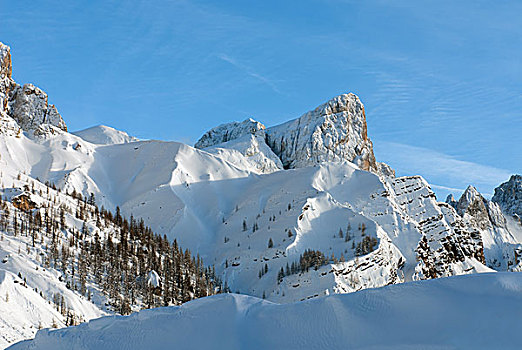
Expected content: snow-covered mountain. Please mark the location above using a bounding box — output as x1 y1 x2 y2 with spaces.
194 94 394 176
72 125 138 145
10 272 522 350
2 40 522 348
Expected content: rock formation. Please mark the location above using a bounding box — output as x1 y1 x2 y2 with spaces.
195 93 394 176
0 41 67 135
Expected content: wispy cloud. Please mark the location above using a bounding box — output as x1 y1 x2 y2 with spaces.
217 54 281 94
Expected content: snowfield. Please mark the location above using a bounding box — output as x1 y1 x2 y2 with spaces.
9 272 522 350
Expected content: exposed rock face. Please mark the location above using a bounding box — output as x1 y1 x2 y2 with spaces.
195 118 265 149
387 176 485 280
446 194 457 209
266 94 377 171
0 41 67 134
455 186 491 230
195 94 394 176
445 184 522 271
492 175 522 219
8 83 67 132
1 42 14 113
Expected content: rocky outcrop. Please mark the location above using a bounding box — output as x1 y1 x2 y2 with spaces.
492 175 522 220
195 94 394 176
455 186 492 230
8 83 67 132
266 94 378 171
445 184 522 271
388 176 486 280
0 42 67 135
1 42 14 113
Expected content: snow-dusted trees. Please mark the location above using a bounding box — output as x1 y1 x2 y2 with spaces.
0 180 221 316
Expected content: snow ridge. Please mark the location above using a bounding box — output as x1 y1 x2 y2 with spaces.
10 273 522 350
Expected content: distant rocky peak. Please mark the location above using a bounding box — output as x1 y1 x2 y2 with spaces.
457 186 482 212
446 194 457 209
194 118 265 149
492 175 522 218
453 185 510 231
0 41 67 134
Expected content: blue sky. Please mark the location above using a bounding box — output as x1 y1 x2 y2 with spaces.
2 0 520 199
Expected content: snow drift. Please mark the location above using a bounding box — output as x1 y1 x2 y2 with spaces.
10 272 522 350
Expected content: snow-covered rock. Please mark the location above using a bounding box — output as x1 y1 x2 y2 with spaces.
456 185 491 230
492 175 522 219
204 134 283 174
195 118 266 149
0 42 66 135
195 94 395 176
447 185 522 272
266 93 378 172
73 125 138 145
10 273 522 350
8 84 67 133
0 42 13 114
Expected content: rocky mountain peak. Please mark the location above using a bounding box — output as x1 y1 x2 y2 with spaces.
446 194 457 209
195 93 393 176
0 41 67 134
456 186 482 214
8 83 67 132
195 118 265 149
492 175 522 219
266 93 378 171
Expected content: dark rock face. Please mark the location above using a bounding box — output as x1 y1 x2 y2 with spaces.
492 175 522 219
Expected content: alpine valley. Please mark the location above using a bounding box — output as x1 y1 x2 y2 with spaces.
1 41 522 349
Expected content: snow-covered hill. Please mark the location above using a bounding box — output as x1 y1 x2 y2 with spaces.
72 125 138 145
10 272 522 350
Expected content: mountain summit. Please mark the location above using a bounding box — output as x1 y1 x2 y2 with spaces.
195 93 394 176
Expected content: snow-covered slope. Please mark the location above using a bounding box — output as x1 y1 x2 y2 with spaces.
72 125 138 145
204 133 283 174
0 233 105 348
2 40 522 348
10 272 522 350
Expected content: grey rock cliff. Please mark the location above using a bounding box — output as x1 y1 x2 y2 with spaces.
492 175 522 219
0 41 67 134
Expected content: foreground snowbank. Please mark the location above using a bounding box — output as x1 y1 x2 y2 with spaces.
9 272 522 350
